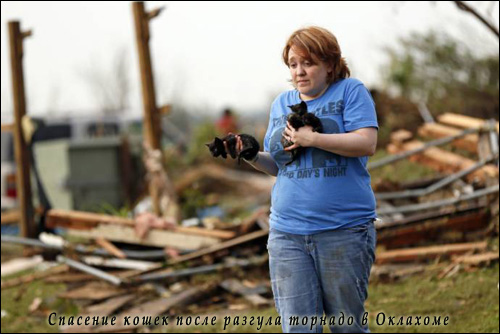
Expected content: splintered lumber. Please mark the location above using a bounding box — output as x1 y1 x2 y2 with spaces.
377 210 490 249
81 256 161 271
418 123 479 153
91 285 216 333
220 279 270 307
68 224 220 250
390 129 413 145
376 241 488 264
1 264 69 289
370 264 427 282
85 294 136 316
1 255 44 277
60 294 137 333
96 238 127 259
1 210 20 225
45 270 140 284
58 281 126 300
376 204 486 229
46 209 234 239
167 229 269 265
388 140 498 183
438 113 499 133
452 252 499 266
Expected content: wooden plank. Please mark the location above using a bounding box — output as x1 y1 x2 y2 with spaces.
438 113 499 133
1 255 43 277
46 209 234 239
389 140 498 183
91 284 216 333
167 229 269 265
371 264 427 282
2 264 69 289
96 238 127 259
376 241 488 264
377 211 490 249
1 210 20 225
453 252 499 266
390 129 413 145
68 224 221 250
220 279 270 307
418 123 478 153
45 270 139 284
81 256 161 271
85 294 136 316
58 282 126 300
1 123 14 132
61 294 137 333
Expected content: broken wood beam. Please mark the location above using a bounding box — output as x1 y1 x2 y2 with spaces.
377 210 490 249
370 127 480 170
45 270 140 284
387 139 498 183
67 224 221 250
220 279 270 307
167 229 269 265
91 284 217 333
377 185 498 216
1 264 69 289
1 255 44 277
452 252 499 266
376 241 488 264
438 113 499 133
58 281 127 300
96 238 127 259
418 123 479 153
45 209 235 239
376 203 486 229
60 294 137 333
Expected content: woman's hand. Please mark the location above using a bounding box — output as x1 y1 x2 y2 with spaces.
283 122 316 151
223 132 243 157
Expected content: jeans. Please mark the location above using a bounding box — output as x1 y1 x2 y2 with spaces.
267 221 376 333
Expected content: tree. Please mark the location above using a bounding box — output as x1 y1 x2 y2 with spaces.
382 30 499 120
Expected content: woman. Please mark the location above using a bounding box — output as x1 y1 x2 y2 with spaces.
227 26 378 333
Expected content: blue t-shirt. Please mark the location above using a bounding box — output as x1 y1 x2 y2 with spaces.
264 78 378 235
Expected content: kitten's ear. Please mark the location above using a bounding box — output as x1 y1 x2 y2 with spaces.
300 101 308 112
215 137 223 144
205 143 210 147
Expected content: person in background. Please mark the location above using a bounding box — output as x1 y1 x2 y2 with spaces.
216 108 239 135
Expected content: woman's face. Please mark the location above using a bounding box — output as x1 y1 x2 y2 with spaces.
288 47 332 101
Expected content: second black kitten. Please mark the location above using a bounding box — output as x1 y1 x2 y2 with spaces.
206 133 260 165
281 101 323 166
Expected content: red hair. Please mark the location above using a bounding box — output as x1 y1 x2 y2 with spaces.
282 26 350 83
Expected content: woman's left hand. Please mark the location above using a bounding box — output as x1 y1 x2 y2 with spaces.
283 122 316 151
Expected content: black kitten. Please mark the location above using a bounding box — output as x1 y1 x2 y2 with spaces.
281 101 323 166
206 133 260 164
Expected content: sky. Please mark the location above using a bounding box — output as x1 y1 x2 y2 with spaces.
1 1 499 119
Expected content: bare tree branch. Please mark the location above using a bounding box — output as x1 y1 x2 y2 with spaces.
453 1 499 39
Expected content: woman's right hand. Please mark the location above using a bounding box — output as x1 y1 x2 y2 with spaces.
223 132 243 158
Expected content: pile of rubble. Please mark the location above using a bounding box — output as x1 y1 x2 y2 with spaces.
1 113 499 332
370 113 499 281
